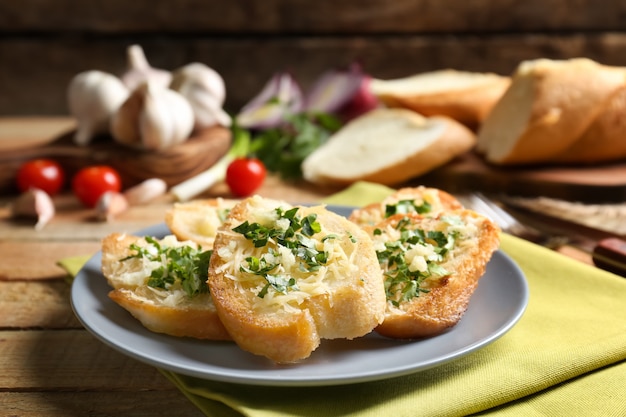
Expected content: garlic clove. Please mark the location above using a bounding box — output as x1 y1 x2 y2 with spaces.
170 62 231 130
95 191 129 222
111 81 194 151
182 86 232 129
67 70 129 146
123 178 167 205
11 188 55 230
121 45 172 91
171 62 226 105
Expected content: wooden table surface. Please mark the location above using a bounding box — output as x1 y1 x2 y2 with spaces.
0 117 597 416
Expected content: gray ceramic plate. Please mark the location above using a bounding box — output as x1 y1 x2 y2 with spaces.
71 205 529 387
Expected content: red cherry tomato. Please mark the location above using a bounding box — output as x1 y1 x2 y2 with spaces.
16 159 65 195
72 165 122 208
226 158 267 197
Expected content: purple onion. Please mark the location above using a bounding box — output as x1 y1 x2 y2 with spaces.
236 72 303 129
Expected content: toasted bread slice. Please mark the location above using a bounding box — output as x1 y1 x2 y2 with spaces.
349 186 464 229
165 198 238 248
208 195 386 363
101 233 231 340
368 210 500 339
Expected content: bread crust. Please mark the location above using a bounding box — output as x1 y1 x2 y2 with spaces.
368 210 500 339
349 186 463 228
101 233 231 340
372 70 511 130
208 196 386 363
478 58 626 165
554 84 626 163
302 109 476 186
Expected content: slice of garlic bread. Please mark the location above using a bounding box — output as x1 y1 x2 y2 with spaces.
101 233 231 340
349 186 464 229
369 210 500 339
165 198 238 248
208 196 386 363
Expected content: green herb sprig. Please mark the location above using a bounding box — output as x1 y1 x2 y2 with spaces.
375 217 453 306
232 207 329 298
122 236 211 298
384 199 432 218
247 112 342 179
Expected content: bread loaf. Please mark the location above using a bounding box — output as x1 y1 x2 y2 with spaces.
370 69 510 129
477 58 626 165
302 108 476 186
101 233 231 340
554 84 626 163
364 210 500 339
208 195 386 363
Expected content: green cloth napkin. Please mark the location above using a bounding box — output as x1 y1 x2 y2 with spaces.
63 182 626 416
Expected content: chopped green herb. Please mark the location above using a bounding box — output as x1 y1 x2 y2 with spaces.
385 199 432 218
375 217 452 306
247 112 342 179
122 236 211 298
233 207 330 298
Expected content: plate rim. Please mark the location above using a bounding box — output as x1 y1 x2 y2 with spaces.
71 204 529 387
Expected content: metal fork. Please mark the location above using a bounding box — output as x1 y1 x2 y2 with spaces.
457 192 568 249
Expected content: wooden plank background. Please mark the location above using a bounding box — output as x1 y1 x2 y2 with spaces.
2 0 626 117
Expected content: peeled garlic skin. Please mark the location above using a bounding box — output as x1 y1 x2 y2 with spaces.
67 70 129 146
111 81 194 151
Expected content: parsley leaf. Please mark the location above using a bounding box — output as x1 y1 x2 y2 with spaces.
247 112 342 179
233 207 329 298
123 236 211 298
375 217 453 306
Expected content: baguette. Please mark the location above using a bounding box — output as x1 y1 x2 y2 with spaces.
302 108 476 186
208 195 386 363
349 186 463 229
101 233 231 340
165 198 238 248
370 69 511 129
477 58 626 165
554 84 626 163
366 210 500 339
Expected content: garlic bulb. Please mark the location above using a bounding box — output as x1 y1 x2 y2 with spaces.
67 70 129 146
170 62 231 129
121 45 172 91
110 81 194 151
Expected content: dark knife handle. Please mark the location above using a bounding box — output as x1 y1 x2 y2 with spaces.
592 238 626 277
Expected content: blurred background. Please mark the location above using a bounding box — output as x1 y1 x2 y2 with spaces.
3 0 626 116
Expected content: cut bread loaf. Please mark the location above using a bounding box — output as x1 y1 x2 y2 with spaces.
477 58 626 165
101 233 231 340
554 84 626 163
208 195 386 363
365 210 500 339
301 108 476 186
370 69 511 129
349 186 463 229
165 198 238 248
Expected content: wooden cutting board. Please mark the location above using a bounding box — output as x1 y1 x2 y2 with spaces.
417 151 626 203
0 124 231 194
